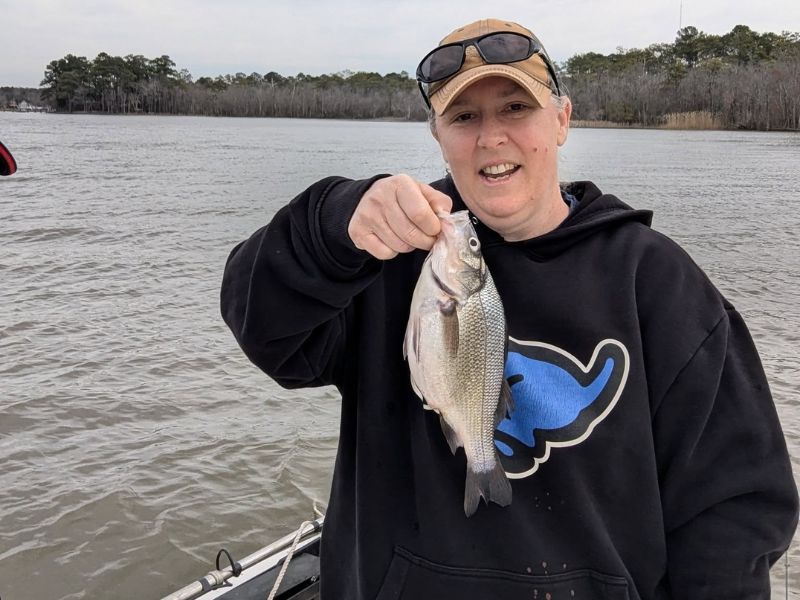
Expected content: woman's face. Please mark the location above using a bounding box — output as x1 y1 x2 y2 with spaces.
433 77 571 241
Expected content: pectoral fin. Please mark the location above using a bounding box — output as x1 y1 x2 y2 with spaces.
438 299 459 355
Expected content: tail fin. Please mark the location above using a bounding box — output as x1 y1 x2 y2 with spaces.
464 461 512 517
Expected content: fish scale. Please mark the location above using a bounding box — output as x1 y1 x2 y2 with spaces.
404 210 513 517
457 284 502 469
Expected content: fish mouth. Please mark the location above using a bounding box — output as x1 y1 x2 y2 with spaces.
479 162 520 182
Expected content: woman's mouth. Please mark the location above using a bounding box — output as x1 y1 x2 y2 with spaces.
480 162 520 181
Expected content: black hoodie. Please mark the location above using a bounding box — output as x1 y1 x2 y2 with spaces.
221 176 798 600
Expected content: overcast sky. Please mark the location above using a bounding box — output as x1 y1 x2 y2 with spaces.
2 0 799 87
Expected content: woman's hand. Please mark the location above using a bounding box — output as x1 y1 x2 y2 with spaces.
348 174 453 260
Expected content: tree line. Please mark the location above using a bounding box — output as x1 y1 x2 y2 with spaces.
30 53 425 120
6 24 799 130
564 25 800 130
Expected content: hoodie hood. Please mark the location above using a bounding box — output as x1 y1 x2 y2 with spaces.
433 176 653 260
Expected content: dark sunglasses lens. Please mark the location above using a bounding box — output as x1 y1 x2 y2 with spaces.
478 33 533 63
420 44 464 81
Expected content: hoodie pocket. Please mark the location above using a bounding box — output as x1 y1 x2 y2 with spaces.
375 546 630 600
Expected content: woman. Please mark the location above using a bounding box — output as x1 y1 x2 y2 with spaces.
222 18 797 599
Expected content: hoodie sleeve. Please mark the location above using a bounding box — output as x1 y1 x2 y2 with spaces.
652 304 798 598
220 175 389 389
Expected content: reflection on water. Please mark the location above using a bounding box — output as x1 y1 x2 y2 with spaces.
1 113 798 599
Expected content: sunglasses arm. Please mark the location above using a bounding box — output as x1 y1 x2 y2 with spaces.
418 81 433 110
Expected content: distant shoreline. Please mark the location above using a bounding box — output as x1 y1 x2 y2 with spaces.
570 113 800 132
2 109 799 132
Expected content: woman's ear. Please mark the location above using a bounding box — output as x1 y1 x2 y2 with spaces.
557 97 572 147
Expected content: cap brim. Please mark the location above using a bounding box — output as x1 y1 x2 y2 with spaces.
430 64 552 116
0 141 17 176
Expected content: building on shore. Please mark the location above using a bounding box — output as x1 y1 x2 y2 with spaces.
16 100 50 112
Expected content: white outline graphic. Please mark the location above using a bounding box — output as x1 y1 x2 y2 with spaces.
502 337 630 479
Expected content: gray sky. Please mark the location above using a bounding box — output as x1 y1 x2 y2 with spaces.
2 0 799 87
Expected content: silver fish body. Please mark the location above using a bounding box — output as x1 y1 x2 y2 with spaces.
404 210 512 517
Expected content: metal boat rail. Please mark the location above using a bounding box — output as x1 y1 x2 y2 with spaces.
160 517 324 600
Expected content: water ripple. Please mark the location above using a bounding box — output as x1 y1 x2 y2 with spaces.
1 113 797 599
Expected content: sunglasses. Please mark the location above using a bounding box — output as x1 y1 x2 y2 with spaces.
415 31 562 109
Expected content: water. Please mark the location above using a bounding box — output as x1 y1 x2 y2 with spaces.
0 113 798 599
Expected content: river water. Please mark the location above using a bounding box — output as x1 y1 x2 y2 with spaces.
0 112 798 599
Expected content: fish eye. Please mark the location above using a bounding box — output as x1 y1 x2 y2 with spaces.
468 237 480 251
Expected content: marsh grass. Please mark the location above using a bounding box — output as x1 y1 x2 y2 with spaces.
571 111 725 130
660 111 723 130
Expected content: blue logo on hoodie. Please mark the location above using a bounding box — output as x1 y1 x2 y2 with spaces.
496 338 629 478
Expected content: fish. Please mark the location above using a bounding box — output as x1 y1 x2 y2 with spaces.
403 210 513 517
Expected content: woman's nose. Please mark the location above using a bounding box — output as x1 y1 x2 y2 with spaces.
477 117 507 148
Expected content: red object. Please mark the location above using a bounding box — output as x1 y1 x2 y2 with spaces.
0 141 17 175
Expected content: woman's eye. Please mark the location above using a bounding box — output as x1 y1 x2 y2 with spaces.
453 112 474 123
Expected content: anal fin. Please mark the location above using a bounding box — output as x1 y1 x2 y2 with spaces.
439 415 461 455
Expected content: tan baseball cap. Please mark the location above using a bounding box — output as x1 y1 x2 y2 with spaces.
426 19 558 116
